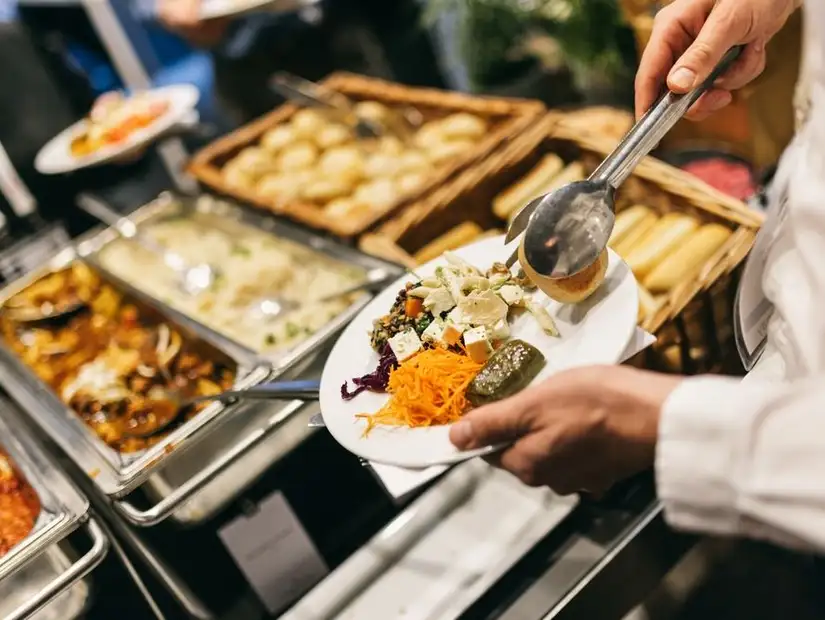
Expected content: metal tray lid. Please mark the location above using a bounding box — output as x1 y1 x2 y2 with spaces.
0 396 89 581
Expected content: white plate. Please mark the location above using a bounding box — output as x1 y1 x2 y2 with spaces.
320 235 639 469
35 85 199 175
200 0 317 20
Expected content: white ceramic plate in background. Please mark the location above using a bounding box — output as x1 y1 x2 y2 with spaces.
200 0 318 20
35 84 199 175
320 235 639 468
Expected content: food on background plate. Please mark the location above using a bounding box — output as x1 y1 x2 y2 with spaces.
519 245 609 305
222 105 488 220
467 339 545 406
342 252 557 433
0 451 40 558
98 210 365 354
70 92 170 158
0 264 236 453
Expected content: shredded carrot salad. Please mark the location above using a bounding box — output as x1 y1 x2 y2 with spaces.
356 348 483 435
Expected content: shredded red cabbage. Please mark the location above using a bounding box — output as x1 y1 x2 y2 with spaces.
341 345 398 400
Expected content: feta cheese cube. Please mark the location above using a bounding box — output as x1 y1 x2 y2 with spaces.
498 284 525 306
489 318 510 341
463 326 493 363
421 319 445 344
423 287 455 317
447 307 466 325
441 321 466 346
388 329 422 362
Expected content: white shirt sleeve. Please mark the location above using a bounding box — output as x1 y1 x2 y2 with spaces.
657 374 825 553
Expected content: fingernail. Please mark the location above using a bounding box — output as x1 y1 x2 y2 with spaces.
449 420 473 448
669 67 696 90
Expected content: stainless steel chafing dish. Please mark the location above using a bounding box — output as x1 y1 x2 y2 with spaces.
81 192 403 373
0 398 108 620
0 249 272 527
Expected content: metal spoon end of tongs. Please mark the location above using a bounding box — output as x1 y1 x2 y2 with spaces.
510 46 745 278
521 180 615 279
2 298 87 324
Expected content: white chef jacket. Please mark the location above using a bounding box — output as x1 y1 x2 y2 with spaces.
655 0 825 552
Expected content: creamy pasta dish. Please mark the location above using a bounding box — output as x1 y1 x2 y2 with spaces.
98 212 365 354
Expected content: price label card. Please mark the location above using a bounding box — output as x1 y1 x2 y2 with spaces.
218 491 328 615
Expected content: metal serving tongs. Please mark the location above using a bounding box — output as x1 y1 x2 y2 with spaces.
270 72 418 142
124 379 323 439
504 46 744 278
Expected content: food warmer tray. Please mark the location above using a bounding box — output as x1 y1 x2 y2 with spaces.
80 192 405 375
0 398 108 620
0 247 272 519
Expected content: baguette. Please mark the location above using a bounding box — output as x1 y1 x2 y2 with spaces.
612 212 660 257
637 283 664 323
609 205 655 248
493 154 564 219
623 213 700 278
643 223 732 292
506 162 586 225
413 221 484 264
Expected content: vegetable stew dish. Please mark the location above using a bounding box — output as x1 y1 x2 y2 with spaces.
0 264 236 453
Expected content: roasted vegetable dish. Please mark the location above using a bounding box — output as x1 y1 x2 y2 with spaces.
0 451 40 558
0 264 236 453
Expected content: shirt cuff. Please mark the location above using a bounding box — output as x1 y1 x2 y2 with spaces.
656 376 752 536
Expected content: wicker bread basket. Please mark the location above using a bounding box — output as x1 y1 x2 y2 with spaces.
359 112 763 375
188 72 545 239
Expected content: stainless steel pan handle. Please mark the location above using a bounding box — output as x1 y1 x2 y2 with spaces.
112 400 306 526
6 518 109 620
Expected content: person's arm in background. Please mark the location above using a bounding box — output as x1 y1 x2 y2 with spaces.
144 0 231 48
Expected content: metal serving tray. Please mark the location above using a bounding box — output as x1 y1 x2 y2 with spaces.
80 191 404 375
0 398 108 620
0 250 272 501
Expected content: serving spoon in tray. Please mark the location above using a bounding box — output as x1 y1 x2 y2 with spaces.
76 194 221 297
124 379 322 439
504 46 744 276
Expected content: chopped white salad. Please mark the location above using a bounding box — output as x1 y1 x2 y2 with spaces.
387 252 559 364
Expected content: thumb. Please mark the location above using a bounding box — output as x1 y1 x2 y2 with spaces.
667 8 745 92
449 399 532 451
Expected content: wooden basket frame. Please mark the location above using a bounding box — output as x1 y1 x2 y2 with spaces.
360 112 763 373
188 72 545 238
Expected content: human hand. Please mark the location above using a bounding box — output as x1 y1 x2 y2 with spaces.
449 366 682 495
635 0 800 120
157 0 230 47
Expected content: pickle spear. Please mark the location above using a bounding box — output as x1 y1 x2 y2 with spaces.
467 339 545 406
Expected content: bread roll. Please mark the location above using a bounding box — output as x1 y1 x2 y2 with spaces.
315 123 352 149
643 223 732 292
438 112 487 140
319 146 365 180
519 243 608 304
291 109 328 137
623 214 699 279
413 222 484 264
427 140 473 164
276 141 318 171
354 101 391 122
609 205 656 248
260 125 296 153
493 154 564 219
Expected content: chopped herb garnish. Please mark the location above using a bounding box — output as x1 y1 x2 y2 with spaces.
265 334 277 345
285 322 300 338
